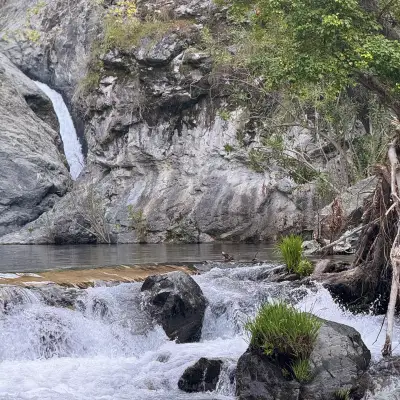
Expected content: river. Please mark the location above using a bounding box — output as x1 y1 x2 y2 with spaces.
0 261 398 399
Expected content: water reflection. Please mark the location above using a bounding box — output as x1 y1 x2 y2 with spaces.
0 243 278 273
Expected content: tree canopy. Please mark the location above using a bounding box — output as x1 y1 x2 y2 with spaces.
222 0 400 116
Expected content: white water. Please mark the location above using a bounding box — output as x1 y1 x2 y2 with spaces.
0 264 398 399
34 82 84 179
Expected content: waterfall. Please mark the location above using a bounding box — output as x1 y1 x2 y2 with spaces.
0 264 398 399
34 81 84 180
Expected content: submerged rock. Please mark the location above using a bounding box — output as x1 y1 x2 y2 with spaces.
178 357 223 393
141 271 207 343
236 320 371 400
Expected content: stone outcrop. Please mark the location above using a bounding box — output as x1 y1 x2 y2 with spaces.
0 52 70 238
236 320 371 400
141 271 206 343
0 0 322 244
178 357 223 393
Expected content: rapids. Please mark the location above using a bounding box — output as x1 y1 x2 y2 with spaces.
0 263 398 399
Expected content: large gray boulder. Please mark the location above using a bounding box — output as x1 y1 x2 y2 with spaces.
0 53 70 237
141 271 207 343
236 320 371 400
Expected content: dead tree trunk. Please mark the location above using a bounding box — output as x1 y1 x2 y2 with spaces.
382 139 400 356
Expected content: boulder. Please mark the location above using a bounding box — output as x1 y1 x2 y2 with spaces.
141 271 207 343
236 320 371 400
178 357 223 393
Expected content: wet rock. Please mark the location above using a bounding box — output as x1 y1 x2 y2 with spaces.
236 320 371 400
141 271 207 343
365 357 400 399
34 286 81 309
178 358 223 393
236 347 301 400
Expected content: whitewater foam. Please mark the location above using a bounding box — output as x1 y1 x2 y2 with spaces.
0 264 398 399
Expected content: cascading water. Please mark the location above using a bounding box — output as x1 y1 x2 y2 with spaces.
34 82 84 180
0 264 398 399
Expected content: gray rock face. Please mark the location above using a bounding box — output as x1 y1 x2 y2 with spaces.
141 271 206 343
0 0 335 244
236 320 371 400
178 357 223 393
0 53 70 237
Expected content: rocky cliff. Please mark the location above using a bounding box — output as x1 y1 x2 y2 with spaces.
0 0 348 243
0 51 70 238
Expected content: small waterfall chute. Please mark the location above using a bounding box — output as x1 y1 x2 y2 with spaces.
34 81 84 179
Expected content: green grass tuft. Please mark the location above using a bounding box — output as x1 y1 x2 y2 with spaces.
277 234 303 273
292 358 312 383
334 388 351 400
245 302 322 361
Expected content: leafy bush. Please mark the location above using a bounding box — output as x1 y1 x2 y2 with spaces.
277 234 303 273
292 358 312 383
245 302 322 362
297 259 314 277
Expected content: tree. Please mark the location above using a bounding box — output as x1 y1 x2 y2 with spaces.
223 0 400 356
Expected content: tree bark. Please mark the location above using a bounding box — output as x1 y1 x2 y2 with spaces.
382 138 400 356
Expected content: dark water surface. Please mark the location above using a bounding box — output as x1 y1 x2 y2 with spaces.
0 243 280 272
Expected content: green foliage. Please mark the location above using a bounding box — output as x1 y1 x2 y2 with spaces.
127 205 147 241
248 149 268 172
277 235 314 276
224 144 235 153
221 0 400 111
103 15 178 51
78 70 101 95
217 109 231 121
292 359 312 383
334 388 351 400
296 259 314 278
277 234 303 273
245 302 322 363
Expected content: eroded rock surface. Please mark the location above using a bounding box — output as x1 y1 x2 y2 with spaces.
0 53 70 237
0 0 323 244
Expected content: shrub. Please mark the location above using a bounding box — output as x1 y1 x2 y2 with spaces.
296 259 314 277
245 302 322 362
277 234 303 273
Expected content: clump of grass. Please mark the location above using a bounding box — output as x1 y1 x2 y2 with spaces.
277 234 303 273
103 15 192 52
277 235 314 277
292 359 312 383
245 302 322 362
334 388 351 400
